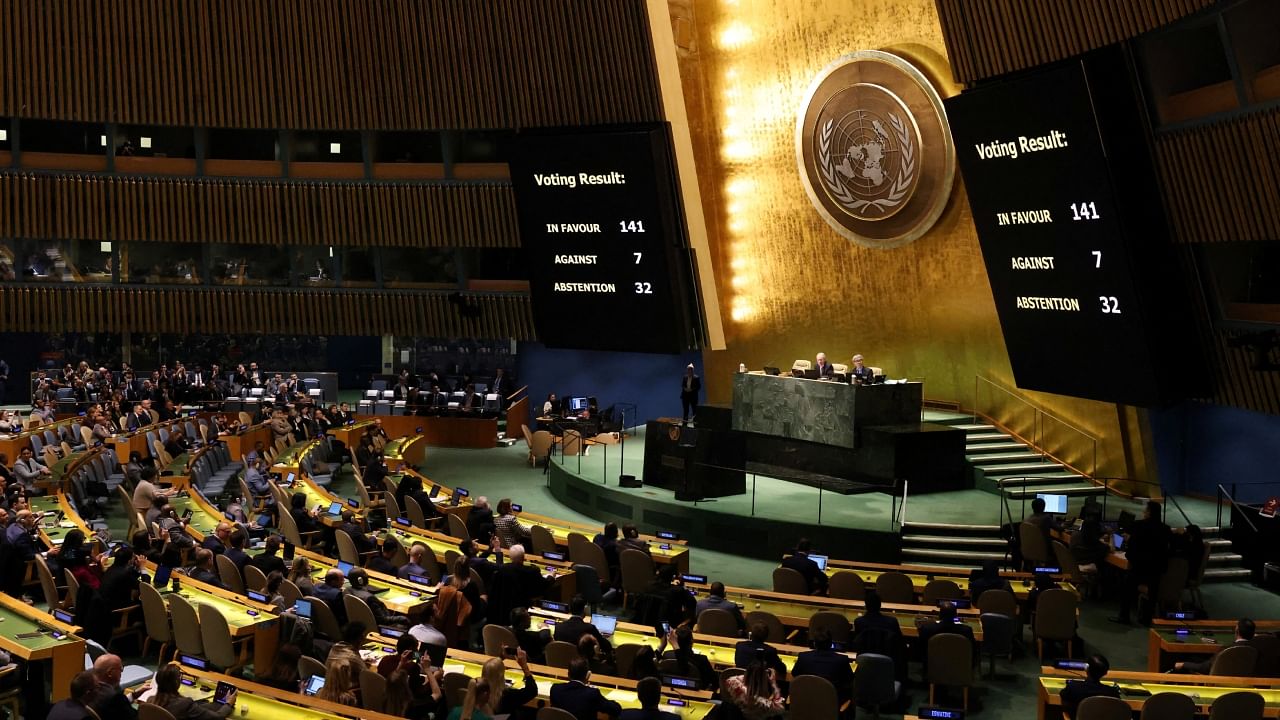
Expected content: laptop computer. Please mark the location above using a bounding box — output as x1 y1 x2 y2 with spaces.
808 554 828 571
337 561 354 575
763 366 781 376
1112 533 1125 550
591 614 617 637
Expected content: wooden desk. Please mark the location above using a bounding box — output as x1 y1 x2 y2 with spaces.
810 557 1076 605
1147 619 1280 671
107 417 191 465
351 414 497 449
526 607 823 673
704 584 984 642
327 419 376 448
220 423 273 462
383 434 427 472
0 417 80 461
0 592 85 702
175 666 408 720
426 647 718 718
1038 669 1280 720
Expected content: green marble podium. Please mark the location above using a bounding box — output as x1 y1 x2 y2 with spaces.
731 372 923 449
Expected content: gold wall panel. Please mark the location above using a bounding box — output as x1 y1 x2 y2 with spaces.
672 0 1151 481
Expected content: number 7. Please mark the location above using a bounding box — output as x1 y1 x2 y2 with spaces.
633 252 642 264
1091 251 1101 268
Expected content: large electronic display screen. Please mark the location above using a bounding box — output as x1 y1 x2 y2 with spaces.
510 125 703 354
947 54 1197 406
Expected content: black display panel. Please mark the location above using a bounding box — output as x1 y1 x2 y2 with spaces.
946 51 1198 406
509 125 703 354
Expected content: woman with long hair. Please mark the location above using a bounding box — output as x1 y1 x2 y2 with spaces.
482 649 537 717
316 657 358 706
256 643 302 691
723 661 786 719
288 556 316 596
446 678 491 720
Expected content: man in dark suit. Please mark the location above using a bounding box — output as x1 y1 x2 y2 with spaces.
467 496 496 541
1175 618 1255 673
224 529 252 578
849 354 875 384
550 658 622 720
188 549 225 589
313 568 349 625
780 538 828 594
852 590 903 658
339 510 377 554
248 535 286 577
814 352 835 378
917 601 975 672
201 522 231 556
126 400 153 430
1059 654 1121 719
1111 500 1171 625
553 595 614 655
619 677 679 720
792 628 855 704
734 622 787 681
46 671 99 720
679 364 701 423
89 654 138 720
487 544 549 625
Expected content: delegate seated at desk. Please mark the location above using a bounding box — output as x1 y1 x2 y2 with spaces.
813 353 835 379
849 354 875 384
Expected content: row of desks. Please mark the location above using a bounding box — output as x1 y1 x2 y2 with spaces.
1038 666 1280 719
816 556 1076 604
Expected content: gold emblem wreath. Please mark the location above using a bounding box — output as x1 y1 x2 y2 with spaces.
818 112 915 216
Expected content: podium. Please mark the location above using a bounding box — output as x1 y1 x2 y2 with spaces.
641 420 745 500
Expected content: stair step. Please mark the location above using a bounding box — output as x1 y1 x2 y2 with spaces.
902 548 1007 561
978 462 1065 474
1206 538 1233 549
966 432 1012 442
1203 568 1252 581
1004 485 1107 498
902 535 1007 547
902 521 1003 534
995 474 1086 487
970 451 1045 462
952 424 994 432
965 442 1029 454
1207 553 1244 565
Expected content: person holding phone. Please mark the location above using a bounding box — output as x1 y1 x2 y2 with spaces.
482 648 537 716
146 663 235 719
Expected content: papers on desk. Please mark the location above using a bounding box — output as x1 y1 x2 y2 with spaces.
442 663 468 676
605 688 637 703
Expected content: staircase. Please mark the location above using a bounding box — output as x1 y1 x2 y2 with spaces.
899 521 1008 570
1201 526 1251 582
941 418 1106 500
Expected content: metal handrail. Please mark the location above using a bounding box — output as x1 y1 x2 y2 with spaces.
1218 484 1260 534
895 480 910 532
973 374 1098 478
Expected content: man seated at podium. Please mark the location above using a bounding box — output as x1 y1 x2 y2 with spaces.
814 352 835 379
849 354 875 384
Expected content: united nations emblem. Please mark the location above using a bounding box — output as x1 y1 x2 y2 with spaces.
797 51 955 248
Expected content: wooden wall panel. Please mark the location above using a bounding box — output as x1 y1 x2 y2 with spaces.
0 0 663 129
0 172 520 247
0 286 535 338
1156 107 1280 244
934 0 1213 83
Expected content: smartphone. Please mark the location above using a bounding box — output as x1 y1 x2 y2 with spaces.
503 646 517 657
181 509 193 520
